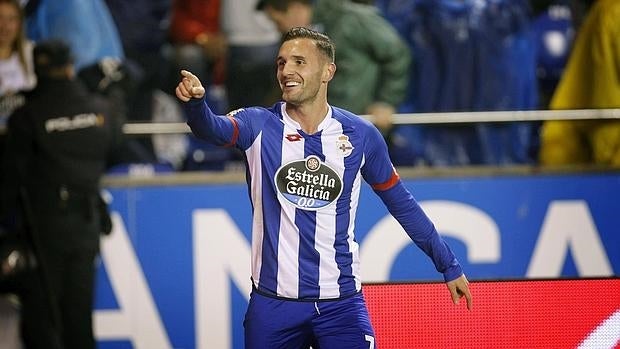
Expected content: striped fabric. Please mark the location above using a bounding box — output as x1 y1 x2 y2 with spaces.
186 99 456 300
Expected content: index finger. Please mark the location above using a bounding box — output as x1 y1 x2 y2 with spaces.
180 70 201 86
462 286 473 310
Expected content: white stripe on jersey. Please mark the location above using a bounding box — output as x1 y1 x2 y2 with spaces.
276 125 304 298
247 133 264 287
316 120 345 299
348 169 363 292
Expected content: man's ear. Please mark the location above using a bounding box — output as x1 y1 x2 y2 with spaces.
322 62 336 83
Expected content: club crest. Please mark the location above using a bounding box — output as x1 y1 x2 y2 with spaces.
336 135 354 157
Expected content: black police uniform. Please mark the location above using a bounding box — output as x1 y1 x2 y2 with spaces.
1 69 123 348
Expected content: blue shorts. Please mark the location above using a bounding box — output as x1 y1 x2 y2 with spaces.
244 290 376 349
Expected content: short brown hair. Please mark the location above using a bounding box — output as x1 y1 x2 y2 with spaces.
282 27 335 63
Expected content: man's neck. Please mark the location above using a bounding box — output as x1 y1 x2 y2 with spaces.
285 101 329 134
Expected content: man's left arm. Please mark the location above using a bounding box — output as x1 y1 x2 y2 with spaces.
361 125 472 309
374 177 472 309
373 181 463 281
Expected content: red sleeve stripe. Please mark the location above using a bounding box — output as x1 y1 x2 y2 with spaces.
371 170 400 191
223 116 239 147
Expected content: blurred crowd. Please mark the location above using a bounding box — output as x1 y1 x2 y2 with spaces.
1 0 619 173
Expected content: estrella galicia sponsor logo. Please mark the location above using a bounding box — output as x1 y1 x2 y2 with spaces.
275 155 343 210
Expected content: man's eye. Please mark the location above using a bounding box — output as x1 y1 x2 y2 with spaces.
296 60 304 65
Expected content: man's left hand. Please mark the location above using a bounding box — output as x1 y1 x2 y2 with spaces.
447 274 472 310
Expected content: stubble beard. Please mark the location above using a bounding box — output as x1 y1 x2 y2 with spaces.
282 83 321 107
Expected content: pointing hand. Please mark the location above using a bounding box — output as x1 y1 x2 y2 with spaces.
175 70 206 102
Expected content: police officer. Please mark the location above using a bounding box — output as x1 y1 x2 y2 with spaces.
0 39 124 349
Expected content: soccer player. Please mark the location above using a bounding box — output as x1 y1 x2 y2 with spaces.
176 27 472 349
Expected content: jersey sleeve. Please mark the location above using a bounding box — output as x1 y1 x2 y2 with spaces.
183 96 259 151
360 124 398 188
361 124 463 282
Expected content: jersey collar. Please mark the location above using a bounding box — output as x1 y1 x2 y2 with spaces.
280 102 333 134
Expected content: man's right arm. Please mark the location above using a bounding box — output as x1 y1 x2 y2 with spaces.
176 70 239 146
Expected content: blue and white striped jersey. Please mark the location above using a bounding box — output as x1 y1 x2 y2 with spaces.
186 99 463 301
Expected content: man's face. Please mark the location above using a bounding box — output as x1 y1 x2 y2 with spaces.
264 4 311 34
276 38 333 106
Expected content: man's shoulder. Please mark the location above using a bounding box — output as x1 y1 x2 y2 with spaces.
227 102 282 119
331 105 373 129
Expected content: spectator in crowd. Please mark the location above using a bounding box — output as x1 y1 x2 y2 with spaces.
0 0 35 124
104 0 171 93
0 3 34 341
530 0 574 109
375 0 538 166
169 0 238 171
25 0 124 73
539 0 620 167
0 40 126 349
215 0 282 170
103 0 190 170
0 0 35 192
221 0 281 110
257 0 411 135
169 0 226 97
103 0 173 119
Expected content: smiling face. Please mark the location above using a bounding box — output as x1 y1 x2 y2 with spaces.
276 38 335 107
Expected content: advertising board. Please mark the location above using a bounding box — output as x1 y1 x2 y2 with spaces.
95 173 620 348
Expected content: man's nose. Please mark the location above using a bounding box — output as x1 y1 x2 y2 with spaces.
281 62 294 75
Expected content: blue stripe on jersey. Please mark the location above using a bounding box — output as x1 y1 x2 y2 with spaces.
296 131 324 299
258 118 285 294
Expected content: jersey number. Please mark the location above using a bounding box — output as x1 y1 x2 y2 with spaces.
297 197 316 208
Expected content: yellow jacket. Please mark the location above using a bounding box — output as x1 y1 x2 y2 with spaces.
541 0 620 166
550 0 620 109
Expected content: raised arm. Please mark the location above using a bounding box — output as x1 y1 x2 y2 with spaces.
175 69 240 146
